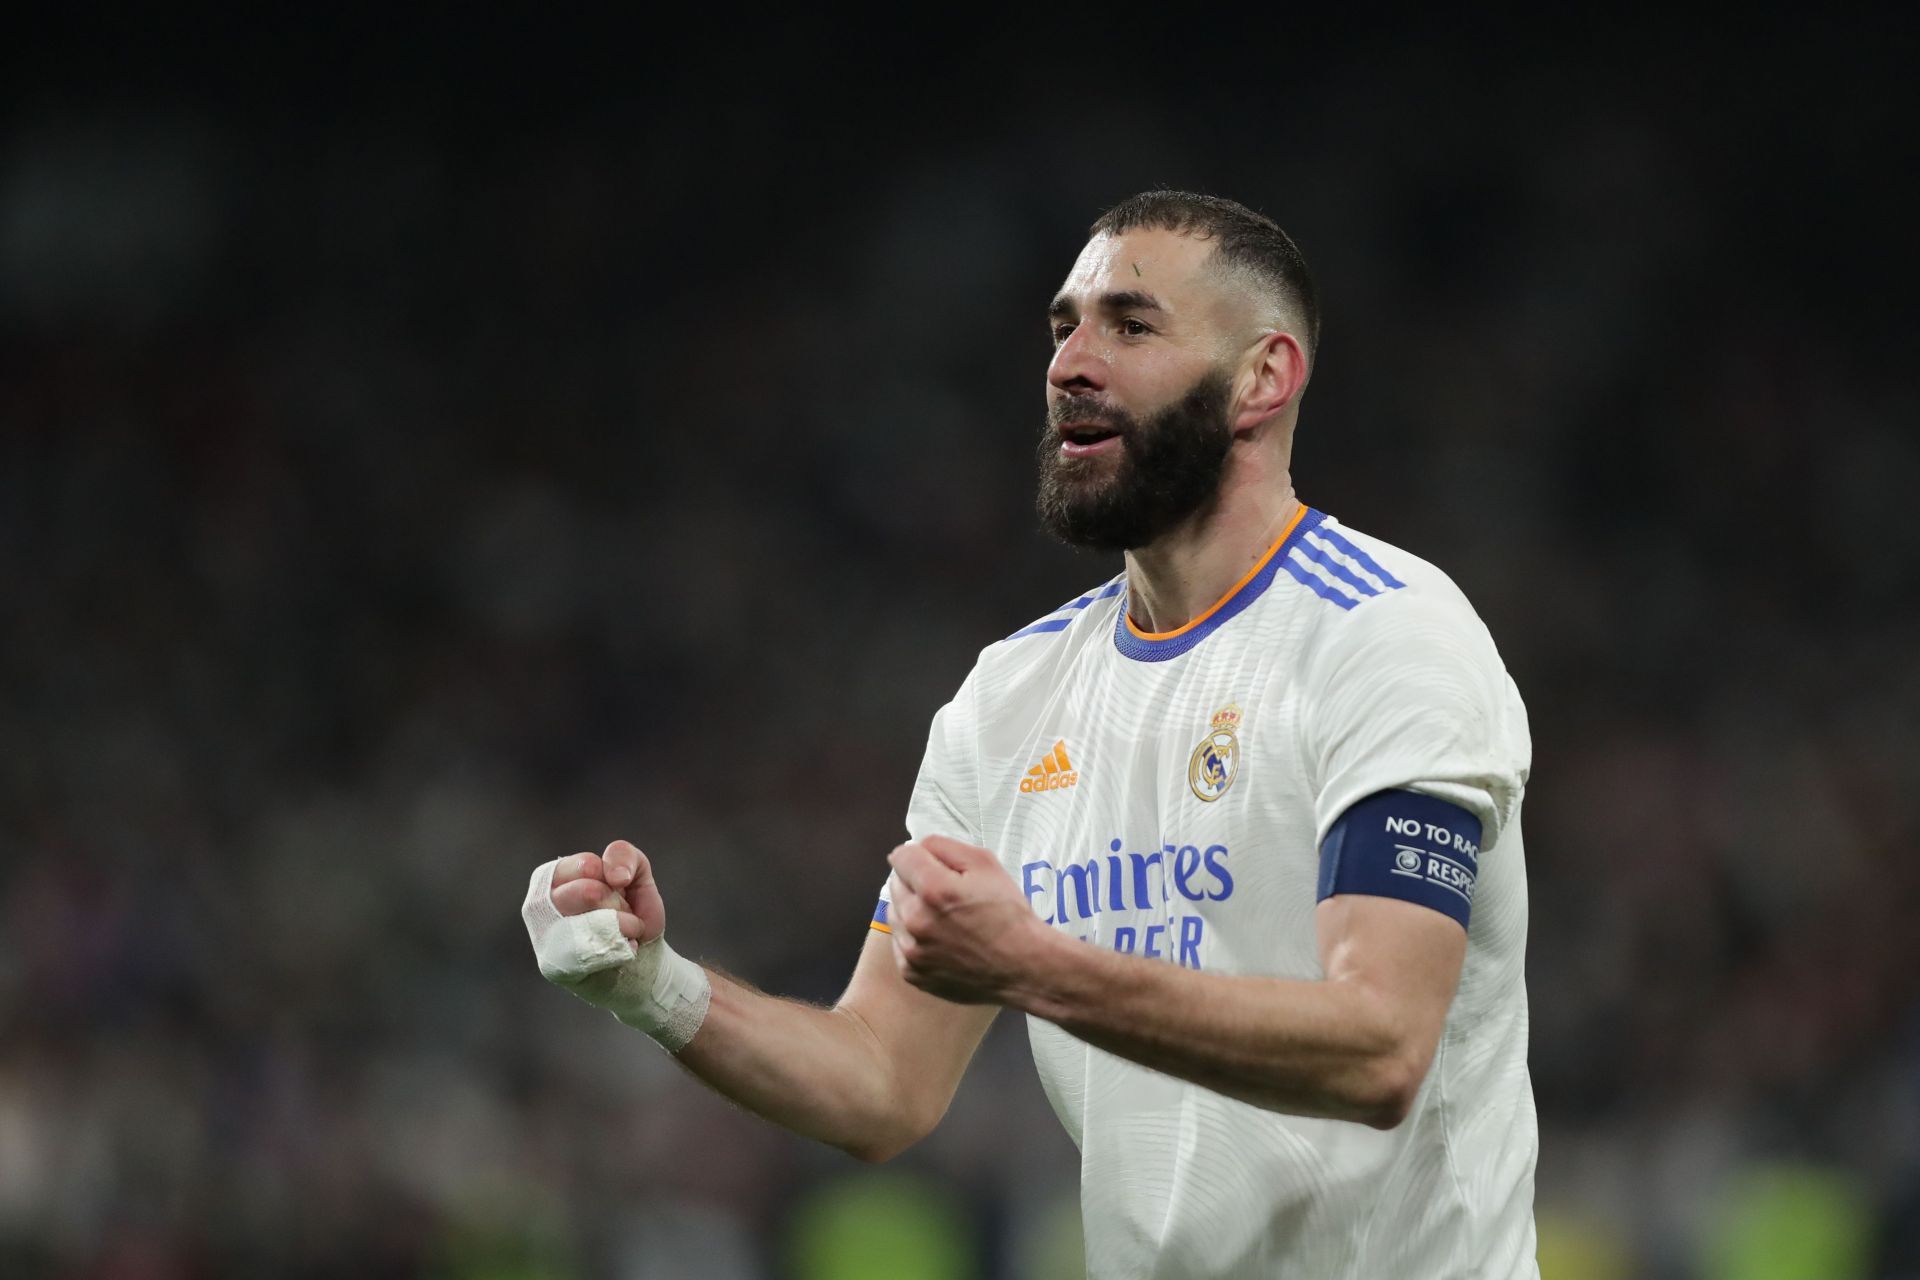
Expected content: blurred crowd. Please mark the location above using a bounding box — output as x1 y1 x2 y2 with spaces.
2 15 1916 1279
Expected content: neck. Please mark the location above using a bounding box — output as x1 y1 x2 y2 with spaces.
1121 462 1301 636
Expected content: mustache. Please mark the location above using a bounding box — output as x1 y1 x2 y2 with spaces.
1046 400 1134 432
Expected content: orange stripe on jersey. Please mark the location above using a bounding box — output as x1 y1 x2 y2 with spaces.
869 920 892 934
1125 503 1310 641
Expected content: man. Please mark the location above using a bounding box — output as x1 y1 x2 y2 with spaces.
522 191 1537 1278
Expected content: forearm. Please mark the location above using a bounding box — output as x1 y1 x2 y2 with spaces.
671 968 911 1160
1008 931 1419 1126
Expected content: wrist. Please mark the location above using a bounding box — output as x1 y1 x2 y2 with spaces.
522 860 712 1052
603 938 712 1052
1001 919 1082 1019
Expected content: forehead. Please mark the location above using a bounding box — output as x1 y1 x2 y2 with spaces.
1057 227 1218 305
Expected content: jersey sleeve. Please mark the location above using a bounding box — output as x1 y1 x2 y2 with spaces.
874 668 984 930
1302 587 1531 853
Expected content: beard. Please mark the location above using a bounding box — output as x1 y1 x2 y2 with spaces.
1035 368 1235 552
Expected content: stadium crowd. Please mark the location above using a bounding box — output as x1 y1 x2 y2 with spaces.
2 17 1915 1279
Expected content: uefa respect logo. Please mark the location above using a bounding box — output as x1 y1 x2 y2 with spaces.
1384 812 1477 905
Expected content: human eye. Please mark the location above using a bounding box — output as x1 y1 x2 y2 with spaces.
1051 322 1077 345
1119 317 1153 337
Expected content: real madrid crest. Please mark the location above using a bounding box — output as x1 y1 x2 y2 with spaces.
1188 704 1243 802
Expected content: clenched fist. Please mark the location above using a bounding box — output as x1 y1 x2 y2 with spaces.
522 839 710 1051
548 839 668 946
886 834 1051 1005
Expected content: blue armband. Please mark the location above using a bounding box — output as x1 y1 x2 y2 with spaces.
1317 790 1482 930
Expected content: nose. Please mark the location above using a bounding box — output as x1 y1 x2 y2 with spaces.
1047 323 1107 395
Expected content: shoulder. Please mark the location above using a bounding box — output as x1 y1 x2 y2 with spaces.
1282 514 1509 687
996 571 1128 645
958 569 1125 704
1287 513 1488 636
1285 516 1532 842
1281 512 1465 617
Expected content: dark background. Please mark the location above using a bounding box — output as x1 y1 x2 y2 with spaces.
3 11 1917 1278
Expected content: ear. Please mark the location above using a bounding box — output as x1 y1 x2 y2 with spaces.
1232 331 1309 434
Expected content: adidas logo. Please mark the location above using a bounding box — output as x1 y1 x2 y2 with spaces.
1018 740 1079 794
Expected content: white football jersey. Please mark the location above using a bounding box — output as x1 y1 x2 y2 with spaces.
876 506 1537 1279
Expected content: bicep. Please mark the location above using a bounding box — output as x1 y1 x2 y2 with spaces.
837 928 998 1133
1315 894 1465 1061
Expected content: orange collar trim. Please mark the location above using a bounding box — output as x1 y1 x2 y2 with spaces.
1124 504 1311 642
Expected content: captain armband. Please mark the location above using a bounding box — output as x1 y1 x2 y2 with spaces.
1317 790 1482 930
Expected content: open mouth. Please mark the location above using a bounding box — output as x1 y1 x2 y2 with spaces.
1057 422 1124 460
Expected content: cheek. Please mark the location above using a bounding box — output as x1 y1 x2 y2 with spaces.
1120 353 1206 411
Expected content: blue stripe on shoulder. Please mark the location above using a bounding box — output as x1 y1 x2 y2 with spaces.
1003 577 1125 641
1294 537 1382 597
1006 616 1074 640
1280 551 1359 610
1312 525 1406 590
1062 579 1126 611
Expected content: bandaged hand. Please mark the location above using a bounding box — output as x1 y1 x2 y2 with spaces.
521 841 711 1052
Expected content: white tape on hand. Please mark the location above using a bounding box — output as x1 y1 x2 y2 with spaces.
521 860 711 1051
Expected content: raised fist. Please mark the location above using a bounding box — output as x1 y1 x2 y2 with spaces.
548 839 668 946
522 840 709 1048
522 840 668 990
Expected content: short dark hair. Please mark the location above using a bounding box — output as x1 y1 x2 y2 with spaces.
1091 190 1320 358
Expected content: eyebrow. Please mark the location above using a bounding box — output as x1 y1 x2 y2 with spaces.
1048 288 1169 320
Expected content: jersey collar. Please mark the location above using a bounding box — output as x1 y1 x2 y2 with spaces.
1113 505 1325 663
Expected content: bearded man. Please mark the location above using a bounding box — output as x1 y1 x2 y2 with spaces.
523 191 1538 1279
